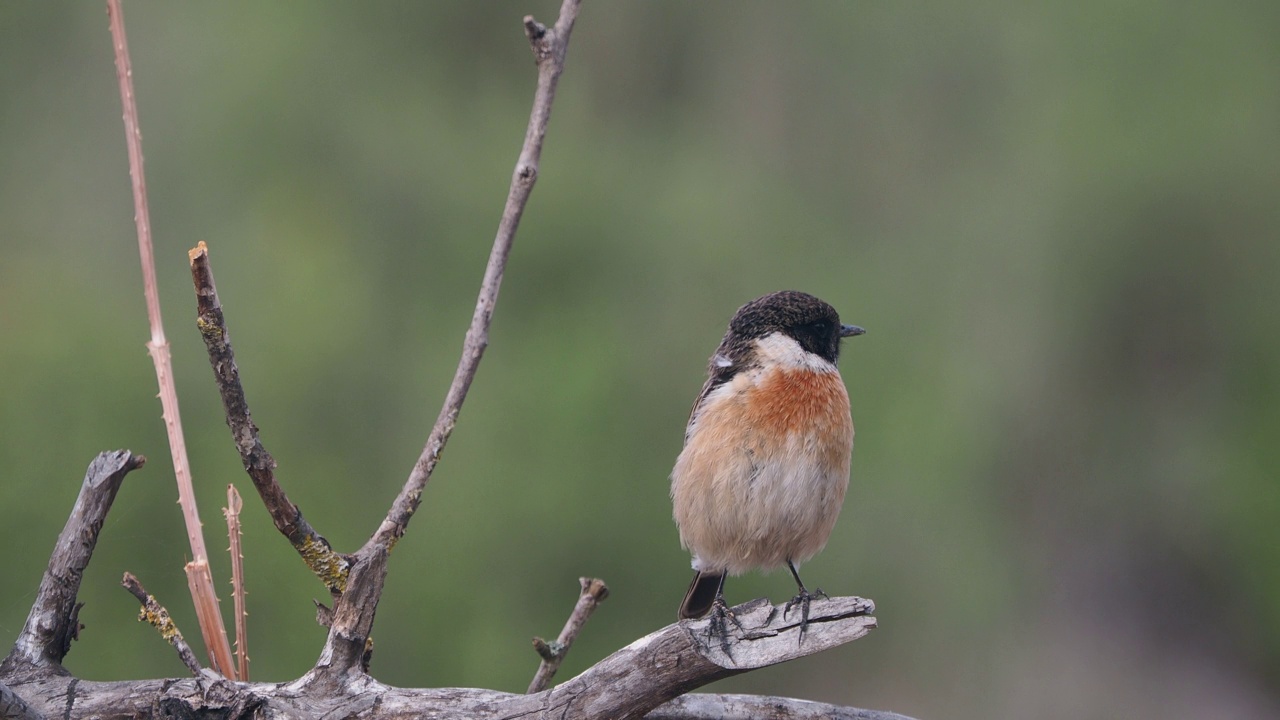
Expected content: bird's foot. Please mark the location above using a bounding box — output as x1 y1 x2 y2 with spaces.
783 586 827 643
705 596 745 657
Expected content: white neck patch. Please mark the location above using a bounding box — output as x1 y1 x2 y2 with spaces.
753 332 837 373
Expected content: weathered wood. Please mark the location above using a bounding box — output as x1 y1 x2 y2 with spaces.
649 693 919 720
312 547 388 679
0 679 46 720
1 450 143 675
0 596 890 720
497 596 877 720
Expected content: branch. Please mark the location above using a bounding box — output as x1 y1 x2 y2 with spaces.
528 577 609 693
1 451 144 676
0 676 914 720
362 0 582 555
1 597 891 720
648 693 919 720
496 596 877 720
106 0 235 676
189 242 350 594
121 574 204 678
0 680 46 720
311 547 387 681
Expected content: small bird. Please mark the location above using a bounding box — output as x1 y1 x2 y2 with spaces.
671 291 862 640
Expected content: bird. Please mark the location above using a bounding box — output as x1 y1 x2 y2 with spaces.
670 290 862 643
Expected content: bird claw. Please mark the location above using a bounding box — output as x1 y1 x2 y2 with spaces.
705 596 744 657
783 587 826 643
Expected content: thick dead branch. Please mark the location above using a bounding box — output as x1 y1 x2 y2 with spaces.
107 0 236 676
189 241 350 594
0 675 914 720
1 596 890 719
497 596 877 720
311 548 388 679
0 678 47 720
528 577 609 693
121 573 203 677
1 450 143 675
363 0 583 556
649 693 919 720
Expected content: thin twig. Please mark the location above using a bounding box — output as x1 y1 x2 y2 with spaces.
527 577 609 693
362 0 582 554
224 484 249 681
1 451 144 674
105 0 235 677
189 242 349 594
121 573 204 678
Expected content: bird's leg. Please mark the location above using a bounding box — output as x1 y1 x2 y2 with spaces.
783 560 827 642
705 573 743 656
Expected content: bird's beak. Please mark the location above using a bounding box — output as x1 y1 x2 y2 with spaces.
840 324 866 338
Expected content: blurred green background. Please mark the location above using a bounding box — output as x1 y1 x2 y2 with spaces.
2 3 1278 719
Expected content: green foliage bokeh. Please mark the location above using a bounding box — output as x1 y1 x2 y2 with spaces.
2 4 1278 719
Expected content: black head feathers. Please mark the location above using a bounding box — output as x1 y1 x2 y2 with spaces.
727 291 862 364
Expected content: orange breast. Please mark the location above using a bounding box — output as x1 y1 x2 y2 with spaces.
742 368 853 455
671 366 854 573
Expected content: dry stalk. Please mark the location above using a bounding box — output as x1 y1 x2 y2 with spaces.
224 484 250 680
106 0 235 677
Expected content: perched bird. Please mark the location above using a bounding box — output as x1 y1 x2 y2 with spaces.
671 291 862 638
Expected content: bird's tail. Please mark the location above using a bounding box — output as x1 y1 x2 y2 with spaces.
679 570 725 620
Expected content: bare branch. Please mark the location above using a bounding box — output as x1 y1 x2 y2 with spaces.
0 680 46 720
1 450 143 675
363 0 583 555
649 693 919 720
224 484 250 681
4 596 887 719
497 596 877 720
105 0 235 676
0 674 915 720
311 547 388 679
528 577 610 693
189 241 350 594
121 573 203 678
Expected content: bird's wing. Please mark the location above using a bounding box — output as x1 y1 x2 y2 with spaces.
683 344 750 443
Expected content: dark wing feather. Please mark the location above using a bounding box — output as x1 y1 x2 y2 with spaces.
683 336 752 443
